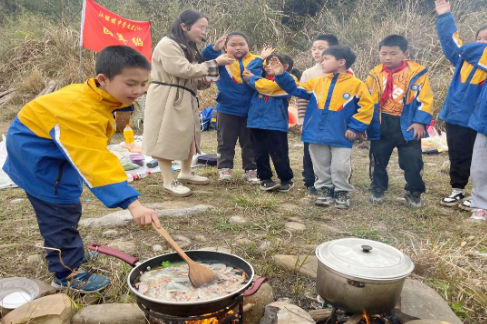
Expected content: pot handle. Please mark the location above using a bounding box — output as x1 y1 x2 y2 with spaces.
87 243 139 267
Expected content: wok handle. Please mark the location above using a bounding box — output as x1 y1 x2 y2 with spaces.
87 243 139 267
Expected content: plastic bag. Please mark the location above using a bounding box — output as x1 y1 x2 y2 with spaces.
421 126 448 153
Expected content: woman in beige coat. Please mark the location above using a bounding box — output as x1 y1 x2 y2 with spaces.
142 10 234 197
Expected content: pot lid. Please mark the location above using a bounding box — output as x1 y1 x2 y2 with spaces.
315 238 414 280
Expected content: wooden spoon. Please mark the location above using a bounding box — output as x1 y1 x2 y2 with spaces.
152 223 220 288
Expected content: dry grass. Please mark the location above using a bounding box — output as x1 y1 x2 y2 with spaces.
1 129 486 322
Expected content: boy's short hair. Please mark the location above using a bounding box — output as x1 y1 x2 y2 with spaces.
322 45 356 69
379 35 408 52
314 34 339 46
95 46 151 80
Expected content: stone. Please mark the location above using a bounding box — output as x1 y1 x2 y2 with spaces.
107 240 137 255
172 235 191 249
258 301 315 324
102 230 118 238
308 309 333 322
27 254 43 264
229 215 246 224
236 238 253 245
285 222 306 231
285 217 304 223
400 279 462 324
243 279 274 324
10 198 24 204
71 304 146 324
193 235 208 242
152 244 164 252
3 294 75 324
272 255 318 279
79 204 213 228
31 279 57 297
198 246 232 254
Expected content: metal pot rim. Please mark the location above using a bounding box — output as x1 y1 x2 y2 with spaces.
128 250 255 306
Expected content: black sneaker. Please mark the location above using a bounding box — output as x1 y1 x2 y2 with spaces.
335 191 350 209
440 189 465 207
305 186 319 200
315 187 335 207
260 179 280 191
405 191 422 208
278 180 294 192
369 188 384 204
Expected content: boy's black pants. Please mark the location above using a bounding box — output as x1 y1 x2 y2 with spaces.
27 193 84 275
445 122 477 190
250 128 293 182
302 142 316 188
217 111 256 170
369 113 425 193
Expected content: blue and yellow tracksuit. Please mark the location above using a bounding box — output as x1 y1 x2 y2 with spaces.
365 60 434 141
274 72 374 148
246 57 296 133
463 43 487 136
437 13 487 127
201 45 258 117
3 78 139 206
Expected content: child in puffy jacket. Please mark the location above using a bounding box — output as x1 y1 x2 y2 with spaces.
243 48 299 192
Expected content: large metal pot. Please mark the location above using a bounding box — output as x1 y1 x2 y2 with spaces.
315 238 414 314
87 244 254 316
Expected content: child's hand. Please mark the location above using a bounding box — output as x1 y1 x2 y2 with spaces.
407 123 426 140
213 34 228 51
242 70 254 82
269 57 284 75
260 47 275 60
435 0 451 15
215 54 235 66
358 132 368 141
345 130 357 141
127 200 161 228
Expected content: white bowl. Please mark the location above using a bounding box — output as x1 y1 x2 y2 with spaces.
0 277 40 309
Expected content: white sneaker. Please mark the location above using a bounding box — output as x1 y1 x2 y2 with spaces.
218 168 233 181
242 169 259 184
469 209 487 222
177 171 210 185
440 189 465 207
459 197 474 212
163 180 192 197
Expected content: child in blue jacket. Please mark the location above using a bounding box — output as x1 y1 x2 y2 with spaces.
3 46 161 293
243 49 298 192
202 31 259 183
462 42 487 222
435 0 487 210
270 46 374 209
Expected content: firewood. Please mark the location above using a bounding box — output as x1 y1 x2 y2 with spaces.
308 308 332 322
36 80 58 98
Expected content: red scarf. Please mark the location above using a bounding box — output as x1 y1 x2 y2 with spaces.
381 61 407 107
264 76 275 103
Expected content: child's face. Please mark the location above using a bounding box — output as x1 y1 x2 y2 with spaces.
476 29 487 44
311 40 330 63
321 54 345 74
97 67 150 105
265 63 275 77
379 46 407 70
182 17 208 44
224 35 249 59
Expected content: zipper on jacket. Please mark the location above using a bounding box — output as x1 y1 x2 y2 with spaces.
304 115 314 130
54 161 67 196
279 106 286 120
324 74 340 111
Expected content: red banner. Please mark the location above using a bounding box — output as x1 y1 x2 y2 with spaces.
80 0 152 61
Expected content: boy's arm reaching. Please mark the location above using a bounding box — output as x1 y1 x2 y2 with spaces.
201 35 228 60
435 0 462 66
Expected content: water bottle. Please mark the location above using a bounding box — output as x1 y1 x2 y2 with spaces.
146 159 158 168
123 124 134 144
127 171 151 182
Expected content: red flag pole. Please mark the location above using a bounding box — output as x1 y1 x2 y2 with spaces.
79 0 87 83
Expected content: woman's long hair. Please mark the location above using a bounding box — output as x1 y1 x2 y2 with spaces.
165 10 207 63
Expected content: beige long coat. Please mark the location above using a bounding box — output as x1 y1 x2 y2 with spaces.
142 37 214 160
